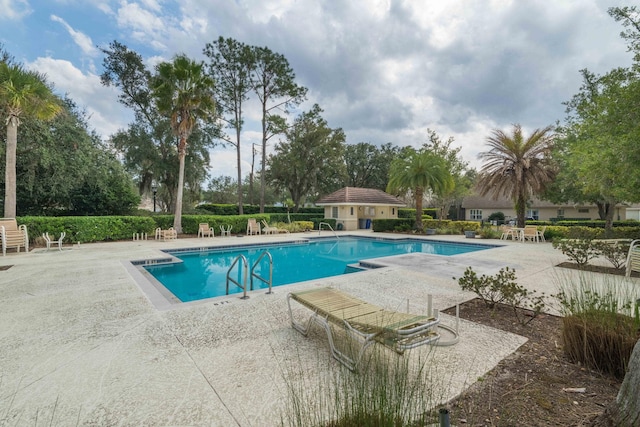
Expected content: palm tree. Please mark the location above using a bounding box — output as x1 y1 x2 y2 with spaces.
151 55 216 233
477 124 556 228
0 62 62 218
387 149 453 230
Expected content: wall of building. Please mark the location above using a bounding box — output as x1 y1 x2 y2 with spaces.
464 206 623 222
323 204 400 231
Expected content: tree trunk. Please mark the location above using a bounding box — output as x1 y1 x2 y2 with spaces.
236 126 243 215
515 193 526 228
260 105 267 214
415 187 424 230
4 119 18 218
615 339 640 426
173 141 186 234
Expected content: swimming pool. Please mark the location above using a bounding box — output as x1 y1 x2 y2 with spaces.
141 236 496 303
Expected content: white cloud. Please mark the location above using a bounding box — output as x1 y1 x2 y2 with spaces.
50 15 99 57
0 0 32 20
26 57 132 138
115 1 170 49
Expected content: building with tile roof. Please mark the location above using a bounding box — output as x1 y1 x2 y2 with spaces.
460 193 640 222
316 187 405 231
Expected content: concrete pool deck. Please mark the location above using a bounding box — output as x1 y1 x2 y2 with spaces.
1 231 636 425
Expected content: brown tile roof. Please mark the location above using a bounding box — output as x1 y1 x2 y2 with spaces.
316 187 405 206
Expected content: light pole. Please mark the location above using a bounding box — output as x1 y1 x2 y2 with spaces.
151 184 157 213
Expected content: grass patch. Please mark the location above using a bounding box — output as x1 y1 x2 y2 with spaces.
555 271 640 379
279 327 448 427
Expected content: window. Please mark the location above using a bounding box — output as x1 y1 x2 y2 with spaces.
392 208 395 215
526 209 539 220
332 207 338 218
350 207 354 215
557 208 565 218
470 209 482 220
578 208 589 213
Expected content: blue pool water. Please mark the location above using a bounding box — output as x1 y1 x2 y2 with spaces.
144 237 494 302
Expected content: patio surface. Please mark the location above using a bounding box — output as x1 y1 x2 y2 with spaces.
0 231 634 425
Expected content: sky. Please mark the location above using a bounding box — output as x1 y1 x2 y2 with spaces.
0 0 637 180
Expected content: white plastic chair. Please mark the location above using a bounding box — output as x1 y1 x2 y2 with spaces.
220 224 232 237
43 232 65 251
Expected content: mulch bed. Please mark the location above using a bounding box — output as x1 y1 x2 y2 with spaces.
556 262 640 278
442 299 621 426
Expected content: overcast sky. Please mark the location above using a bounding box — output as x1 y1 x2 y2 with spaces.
1 0 636 179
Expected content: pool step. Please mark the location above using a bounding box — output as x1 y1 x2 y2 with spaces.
344 262 382 273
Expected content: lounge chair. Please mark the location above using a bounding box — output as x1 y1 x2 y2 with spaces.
287 287 440 370
43 232 65 251
626 239 640 277
247 218 261 235
0 218 29 256
198 223 215 238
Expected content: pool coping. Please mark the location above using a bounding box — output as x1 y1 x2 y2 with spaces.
126 235 502 310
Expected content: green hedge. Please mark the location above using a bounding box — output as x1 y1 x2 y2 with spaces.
555 219 640 228
19 216 157 243
422 219 481 233
18 214 273 243
267 213 321 223
372 219 414 232
398 208 438 219
528 225 640 241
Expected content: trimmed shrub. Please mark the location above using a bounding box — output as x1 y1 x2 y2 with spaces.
311 218 336 230
455 266 546 324
552 239 600 267
18 215 157 243
487 212 505 222
592 240 631 269
398 208 437 219
372 219 413 232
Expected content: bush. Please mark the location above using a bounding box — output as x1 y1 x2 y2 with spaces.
478 226 501 239
456 267 546 325
552 239 600 267
487 212 505 222
371 219 413 232
18 215 157 243
293 221 314 231
566 226 603 240
556 219 640 228
398 208 437 219
422 220 481 234
592 240 631 269
312 218 336 230
545 226 569 241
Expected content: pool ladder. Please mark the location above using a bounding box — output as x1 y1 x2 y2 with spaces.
319 222 339 238
225 251 273 299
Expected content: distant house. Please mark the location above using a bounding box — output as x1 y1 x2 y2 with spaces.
460 194 639 222
316 187 405 231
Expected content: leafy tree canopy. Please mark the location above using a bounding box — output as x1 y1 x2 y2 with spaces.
267 104 346 210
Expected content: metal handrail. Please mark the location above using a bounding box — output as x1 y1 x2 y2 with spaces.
226 254 249 299
318 222 339 238
251 251 273 294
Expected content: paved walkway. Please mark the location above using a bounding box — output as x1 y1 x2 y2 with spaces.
0 232 636 425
